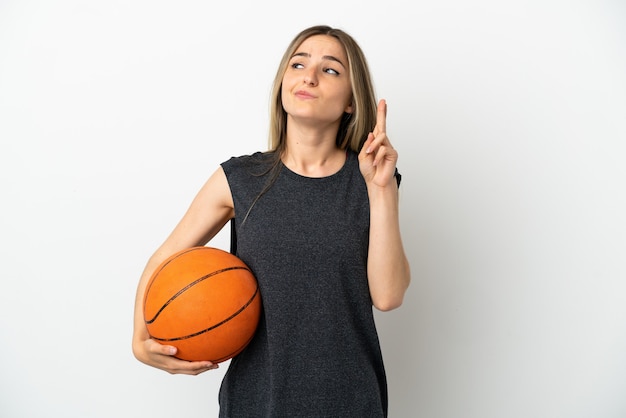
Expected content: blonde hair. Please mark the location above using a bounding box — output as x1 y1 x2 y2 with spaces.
268 25 378 154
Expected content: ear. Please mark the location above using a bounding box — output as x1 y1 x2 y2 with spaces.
344 102 353 114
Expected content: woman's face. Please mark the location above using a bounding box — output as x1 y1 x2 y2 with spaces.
281 35 353 127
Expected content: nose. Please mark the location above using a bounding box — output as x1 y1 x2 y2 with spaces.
303 68 317 86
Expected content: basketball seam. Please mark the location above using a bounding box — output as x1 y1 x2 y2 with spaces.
210 331 257 363
144 247 208 299
145 266 251 324
150 284 260 342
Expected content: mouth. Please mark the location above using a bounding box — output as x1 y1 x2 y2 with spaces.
295 90 315 99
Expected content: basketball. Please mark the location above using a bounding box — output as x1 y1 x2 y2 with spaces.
143 246 261 363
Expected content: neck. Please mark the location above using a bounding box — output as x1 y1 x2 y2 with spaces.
281 122 345 178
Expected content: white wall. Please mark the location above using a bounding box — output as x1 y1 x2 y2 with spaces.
1 1 624 417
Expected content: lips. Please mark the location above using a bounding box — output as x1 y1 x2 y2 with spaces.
295 90 315 99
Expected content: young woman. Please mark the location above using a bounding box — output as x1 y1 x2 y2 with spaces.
132 25 410 417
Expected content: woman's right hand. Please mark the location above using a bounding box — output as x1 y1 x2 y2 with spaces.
132 166 234 375
133 334 218 375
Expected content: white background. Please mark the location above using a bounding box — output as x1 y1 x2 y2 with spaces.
1 1 625 417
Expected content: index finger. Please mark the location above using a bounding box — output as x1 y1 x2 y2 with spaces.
374 99 387 134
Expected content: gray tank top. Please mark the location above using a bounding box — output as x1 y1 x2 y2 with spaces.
219 150 387 417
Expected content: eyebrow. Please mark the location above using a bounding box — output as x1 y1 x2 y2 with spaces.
291 52 347 69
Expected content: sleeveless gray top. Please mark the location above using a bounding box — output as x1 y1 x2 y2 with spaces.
219 150 387 417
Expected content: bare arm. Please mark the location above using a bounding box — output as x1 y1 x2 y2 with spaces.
359 100 411 311
132 166 234 374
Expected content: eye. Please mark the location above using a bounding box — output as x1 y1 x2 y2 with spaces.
324 67 340 76
291 62 304 69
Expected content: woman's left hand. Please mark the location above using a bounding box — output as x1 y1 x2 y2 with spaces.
358 99 398 188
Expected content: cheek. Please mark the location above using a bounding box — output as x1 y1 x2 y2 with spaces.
280 74 295 104
281 72 296 91
335 80 353 100
336 86 353 110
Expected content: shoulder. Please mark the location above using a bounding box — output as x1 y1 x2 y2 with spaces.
221 151 275 174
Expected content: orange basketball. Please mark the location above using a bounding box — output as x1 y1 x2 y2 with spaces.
143 246 261 363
